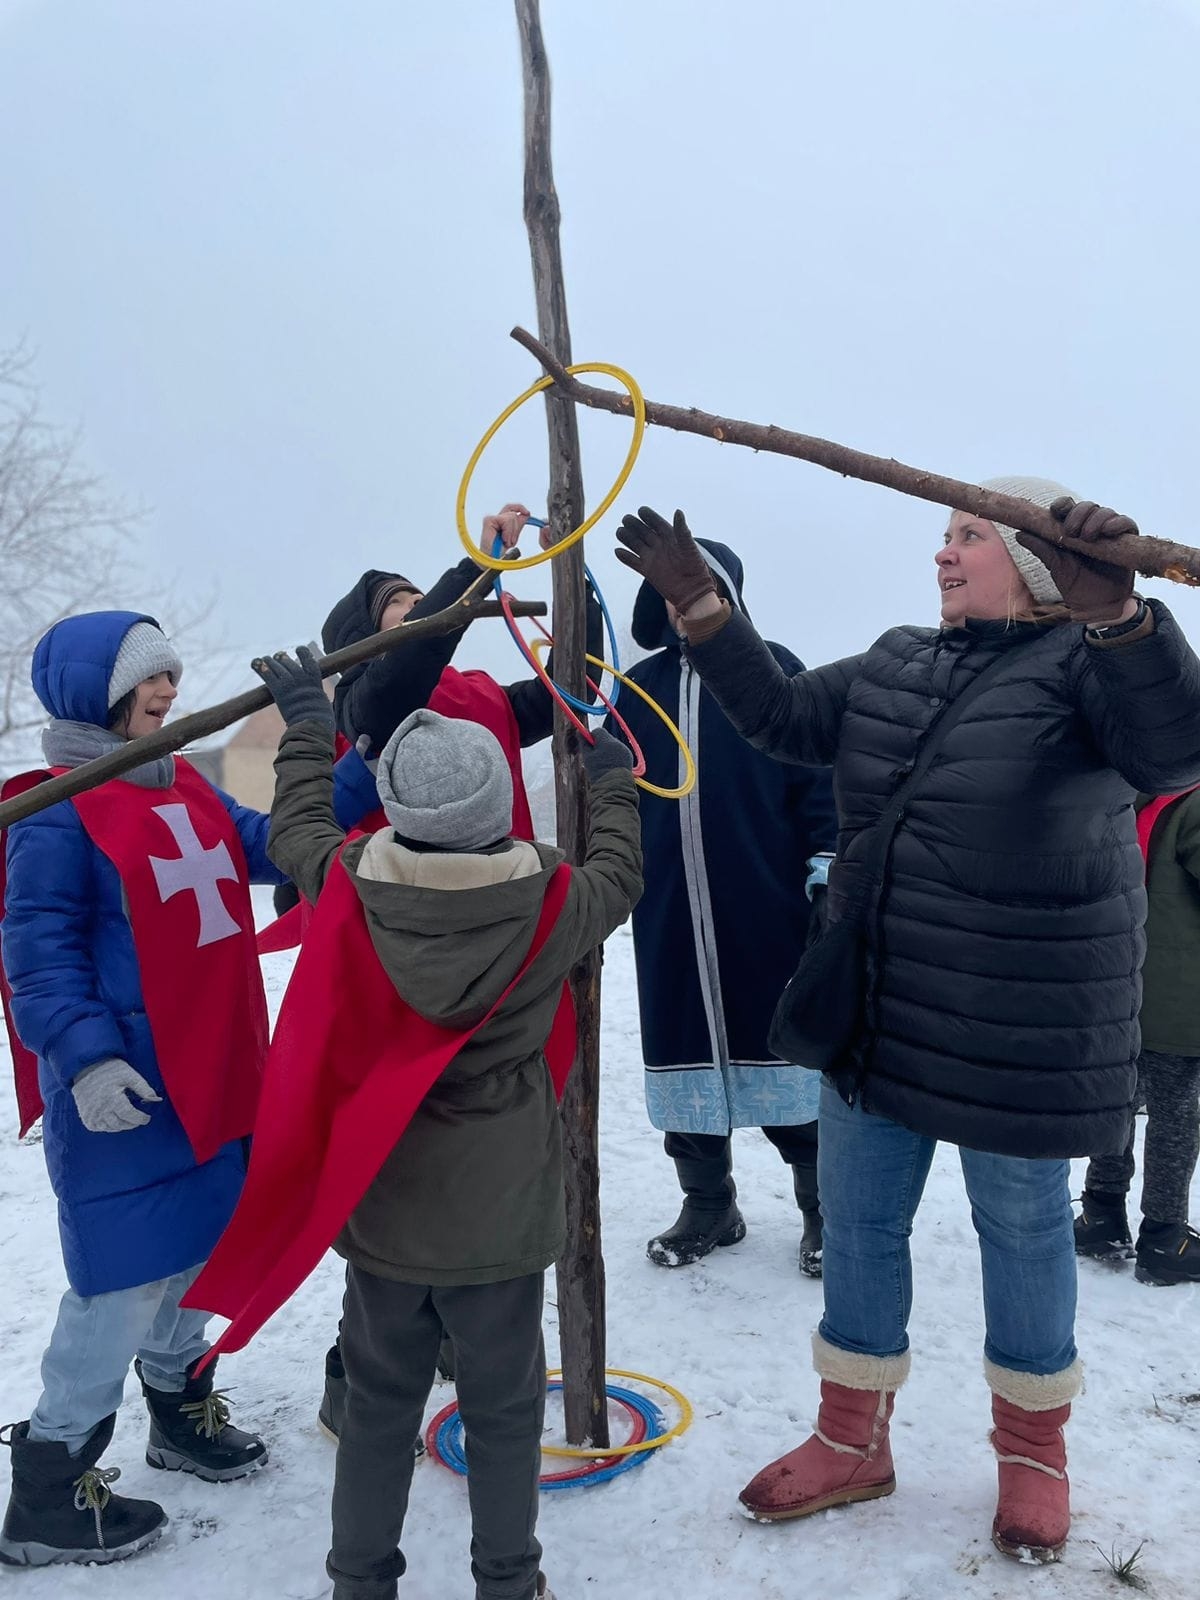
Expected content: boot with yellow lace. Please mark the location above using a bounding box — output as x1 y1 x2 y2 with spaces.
0 1413 166 1566
136 1356 268 1482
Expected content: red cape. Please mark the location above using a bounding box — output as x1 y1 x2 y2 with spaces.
186 845 574 1362
255 666 535 955
2 762 268 1157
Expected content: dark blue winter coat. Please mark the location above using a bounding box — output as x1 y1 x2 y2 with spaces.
2 612 283 1297
612 544 837 1134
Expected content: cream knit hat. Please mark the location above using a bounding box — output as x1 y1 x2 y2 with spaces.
978 476 1077 605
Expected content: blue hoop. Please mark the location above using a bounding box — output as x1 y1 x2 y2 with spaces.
432 1381 665 1491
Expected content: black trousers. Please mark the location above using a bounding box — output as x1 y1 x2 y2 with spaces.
664 1120 820 1213
1085 1049 1200 1224
328 1265 545 1600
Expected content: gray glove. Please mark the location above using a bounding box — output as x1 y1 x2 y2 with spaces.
581 728 635 782
252 645 334 729
72 1059 162 1133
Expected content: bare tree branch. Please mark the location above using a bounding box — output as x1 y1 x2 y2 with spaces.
510 326 1200 587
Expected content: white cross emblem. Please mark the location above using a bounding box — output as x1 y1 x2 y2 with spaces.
149 804 241 948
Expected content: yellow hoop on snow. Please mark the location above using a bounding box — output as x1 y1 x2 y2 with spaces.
529 640 696 800
456 363 646 571
540 1367 695 1459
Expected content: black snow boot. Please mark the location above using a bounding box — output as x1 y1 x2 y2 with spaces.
320 1341 426 1459
791 1164 823 1279
647 1201 746 1267
1135 1219 1200 1286
318 1342 346 1443
649 1134 746 1267
1073 1191 1133 1260
137 1356 268 1482
0 1414 166 1567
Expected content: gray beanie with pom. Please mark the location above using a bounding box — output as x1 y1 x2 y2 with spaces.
979 476 1077 606
375 709 513 852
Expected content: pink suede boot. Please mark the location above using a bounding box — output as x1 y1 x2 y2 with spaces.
739 1340 907 1522
990 1396 1071 1563
986 1359 1080 1566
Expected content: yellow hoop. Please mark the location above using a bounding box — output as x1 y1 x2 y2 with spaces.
456 363 646 571
530 639 696 800
540 1367 695 1459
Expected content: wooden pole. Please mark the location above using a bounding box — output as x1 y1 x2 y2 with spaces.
510 326 1200 588
515 0 609 1449
0 580 546 829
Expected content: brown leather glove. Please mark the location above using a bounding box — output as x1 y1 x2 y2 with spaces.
1015 497 1137 623
615 507 717 615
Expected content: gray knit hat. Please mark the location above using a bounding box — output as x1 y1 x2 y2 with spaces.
107 621 184 709
978 476 1077 605
375 709 513 851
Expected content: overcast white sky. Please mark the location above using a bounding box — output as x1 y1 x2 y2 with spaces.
2 0 1199 692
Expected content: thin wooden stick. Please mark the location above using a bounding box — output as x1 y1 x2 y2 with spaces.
510 325 1200 587
0 581 546 829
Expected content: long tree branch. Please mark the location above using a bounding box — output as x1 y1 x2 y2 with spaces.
510 326 1200 587
0 578 546 829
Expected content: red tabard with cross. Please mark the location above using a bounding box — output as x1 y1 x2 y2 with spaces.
185 845 575 1363
1 761 268 1158
255 665 535 954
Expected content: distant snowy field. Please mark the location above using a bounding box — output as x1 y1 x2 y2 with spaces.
1 902 1196 1599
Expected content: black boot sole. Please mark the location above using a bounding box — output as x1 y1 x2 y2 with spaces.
647 1215 747 1268
1134 1262 1200 1287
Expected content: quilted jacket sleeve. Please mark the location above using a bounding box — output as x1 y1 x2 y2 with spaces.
2 806 125 1086
686 608 862 768
1075 601 1200 793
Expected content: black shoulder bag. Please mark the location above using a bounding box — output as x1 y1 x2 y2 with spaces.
767 647 1021 1070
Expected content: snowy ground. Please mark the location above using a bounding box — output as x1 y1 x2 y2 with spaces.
1 909 1197 1599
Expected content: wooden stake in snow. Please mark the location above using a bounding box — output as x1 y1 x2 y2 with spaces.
515 0 610 1449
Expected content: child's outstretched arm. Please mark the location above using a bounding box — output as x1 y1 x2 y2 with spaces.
253 648 346 905
563 730 644 959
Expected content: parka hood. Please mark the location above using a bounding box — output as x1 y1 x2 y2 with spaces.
32 610 161 726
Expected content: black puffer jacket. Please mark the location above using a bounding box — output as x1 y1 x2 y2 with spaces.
323 563 602 753
687 601 1200 1158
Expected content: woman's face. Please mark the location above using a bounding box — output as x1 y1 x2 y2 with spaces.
936 512 1033 625
379 590 422 630
124 672 178 739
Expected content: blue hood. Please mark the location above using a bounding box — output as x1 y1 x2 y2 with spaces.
631 539 748 652
32 611 160 726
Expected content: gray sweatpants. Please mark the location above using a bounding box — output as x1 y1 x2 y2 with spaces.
328 1264 545 1600
1086 1049 1200 1224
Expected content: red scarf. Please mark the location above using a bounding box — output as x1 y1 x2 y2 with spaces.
2 762 268 1158
186 846 574 1362
1136 788 1200 862
256 666 535 954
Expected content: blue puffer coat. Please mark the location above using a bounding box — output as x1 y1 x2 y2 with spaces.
613 544 837 1134
2 612 283 1296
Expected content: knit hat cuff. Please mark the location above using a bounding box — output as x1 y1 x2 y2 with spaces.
107 622 184 709
370 577 421 630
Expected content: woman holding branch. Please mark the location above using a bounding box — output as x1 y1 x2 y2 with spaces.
615 479 1200 1563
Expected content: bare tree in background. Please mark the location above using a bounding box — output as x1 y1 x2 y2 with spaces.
0 341 213 742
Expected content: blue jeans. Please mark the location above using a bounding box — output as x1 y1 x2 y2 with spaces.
817 1080 1078 1378
28 1266 211 1454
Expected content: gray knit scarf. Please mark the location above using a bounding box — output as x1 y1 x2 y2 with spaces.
42 720 176 789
